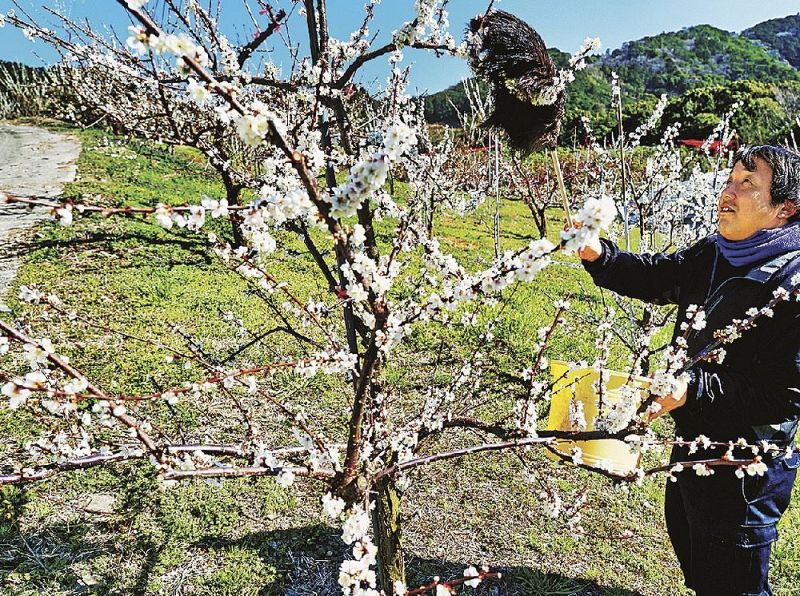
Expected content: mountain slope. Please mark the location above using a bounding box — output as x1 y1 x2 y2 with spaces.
423 19 800 144
601 24 798 99
743 14 800 69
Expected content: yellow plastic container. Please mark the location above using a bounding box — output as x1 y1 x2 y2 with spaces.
546 361 650 476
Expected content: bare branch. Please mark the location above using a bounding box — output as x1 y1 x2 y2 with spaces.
0 451 141 485
163 464 335 481
237 7 288 67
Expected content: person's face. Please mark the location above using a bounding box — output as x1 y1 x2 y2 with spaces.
718 157 796 241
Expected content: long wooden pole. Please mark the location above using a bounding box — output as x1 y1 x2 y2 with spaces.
550 150 572 225
493 134 501 257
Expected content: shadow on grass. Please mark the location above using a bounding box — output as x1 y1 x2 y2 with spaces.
501 229 544 243
0 519 115 593
0 229 213 269
1 521 644 595
193 525 645 596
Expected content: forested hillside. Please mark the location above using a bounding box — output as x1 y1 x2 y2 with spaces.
744 14 800 69
603 24 797 98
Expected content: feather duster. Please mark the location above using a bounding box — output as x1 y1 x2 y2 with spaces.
467 10 565 152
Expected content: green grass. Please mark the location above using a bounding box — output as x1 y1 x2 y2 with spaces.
0 123 797 595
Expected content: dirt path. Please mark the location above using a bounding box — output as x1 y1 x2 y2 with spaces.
0 122 81 312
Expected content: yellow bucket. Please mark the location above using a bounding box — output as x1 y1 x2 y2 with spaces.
546 361 650 476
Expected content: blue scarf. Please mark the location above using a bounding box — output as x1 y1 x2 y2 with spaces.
714 221 800 267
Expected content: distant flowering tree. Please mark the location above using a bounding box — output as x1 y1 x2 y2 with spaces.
571 80 746 377
3 1 800 594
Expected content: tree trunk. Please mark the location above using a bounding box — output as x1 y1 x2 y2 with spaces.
372 475 405 593
536 205 547 237
223 180 245 248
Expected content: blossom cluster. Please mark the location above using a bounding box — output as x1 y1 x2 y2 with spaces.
235 100 286 147
126 25 210 75
679 304 707 332
665 437 785 482
393 0 459 53
560 194 616 252
595 383 644 433
293 349 359 379
530 37 601 106
327 121 417 219
149 184 317 258
628 94 668 147
332 504 380 594
292 427 342 473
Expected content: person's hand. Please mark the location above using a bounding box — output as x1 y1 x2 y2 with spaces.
563 221 602 262
647 375 689 422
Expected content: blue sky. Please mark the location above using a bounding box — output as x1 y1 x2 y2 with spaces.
1 0 799 95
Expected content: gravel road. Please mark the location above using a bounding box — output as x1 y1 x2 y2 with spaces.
0 122 81 311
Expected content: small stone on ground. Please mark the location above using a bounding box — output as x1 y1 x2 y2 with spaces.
84 493 116 514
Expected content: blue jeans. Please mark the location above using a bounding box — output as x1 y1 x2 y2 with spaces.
665 446 799 595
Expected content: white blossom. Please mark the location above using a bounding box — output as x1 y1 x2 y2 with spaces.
186 78 210 104
382 120 417 160
235 101 283 146
341 507 371 544
322 492 346 519
561 194 616 252
18 285 44 303
745 460 768 476
23 339 55 367
692 463 714 476
691 310 707 331
186 205 206 231
62 376 89 395
463 565 482 588
154 204 173 229
126 26 149 55
202 197 229 218
53 204 73 226
2 381 31 409
276 469 295 487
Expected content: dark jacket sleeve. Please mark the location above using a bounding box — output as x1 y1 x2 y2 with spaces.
582 238 708 305
681 311 800 429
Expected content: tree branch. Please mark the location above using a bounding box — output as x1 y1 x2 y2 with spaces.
237 8 288 67
163 464 335 481
0 320 159 454
0 451 141 485
334 38 454 89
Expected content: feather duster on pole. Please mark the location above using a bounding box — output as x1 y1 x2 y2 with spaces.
467 9 573 222
467 9 565 153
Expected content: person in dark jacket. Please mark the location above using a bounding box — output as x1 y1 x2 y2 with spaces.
579 145 800 596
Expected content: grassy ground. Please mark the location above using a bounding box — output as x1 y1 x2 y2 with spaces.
0 122 798 595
